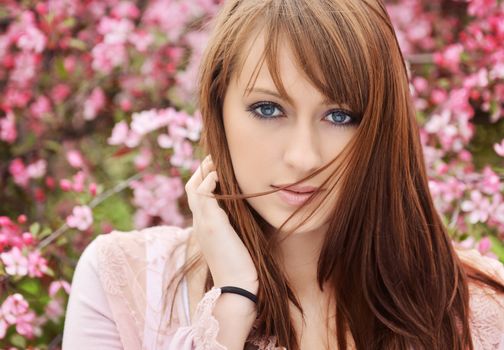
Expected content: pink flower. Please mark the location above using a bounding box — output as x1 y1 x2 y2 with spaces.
59 179 73 191
430 89 447 104
15 311 36 338
0 318 7 339
131 109 171 136
494 139 504 157
9 158 29 187
83 87 106 120
134 146 152 170
0 111 17 144
108 121 129 145
478 166 501 194
129 30 153 52
170 140 194 169
66 150 85 168
1 293 29 324
461 190 492 224
49 280 71 297
66 205 93 231
72 171 86 192
63 55 77 73
477 236 492 255
468 0 496 17
91 42 127 73
98 17 134 45
111 2 140 19
45 298 64 322
50 84 71 103
435 44 464 72
157 134 174 148
30 95 51 119
27 250 48 278
0 247 28 276
10 52 38 87
16 25 47 53
89 182 98 196
26 159 47 179
130 175 184 228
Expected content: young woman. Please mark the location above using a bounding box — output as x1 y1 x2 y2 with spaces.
62 0 504 349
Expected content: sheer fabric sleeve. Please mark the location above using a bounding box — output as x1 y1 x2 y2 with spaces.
64 225 269 349
62 237 123 349
455 246 504 350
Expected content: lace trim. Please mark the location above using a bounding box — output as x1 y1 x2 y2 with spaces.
456 246 504 349
249 336 285 350
96 235 128 295
192 287 227 350
469 284 504 349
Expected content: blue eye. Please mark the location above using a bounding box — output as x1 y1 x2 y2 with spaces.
247 102 283 119
324 110 355 126
246 101 359 127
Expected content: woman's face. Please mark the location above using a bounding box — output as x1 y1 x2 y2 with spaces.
223 31 359 234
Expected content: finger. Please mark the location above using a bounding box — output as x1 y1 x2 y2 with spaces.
199 155 215 181
186 156 213 192
197 170 219 196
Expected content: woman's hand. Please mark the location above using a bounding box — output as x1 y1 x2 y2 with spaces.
185 155 258 294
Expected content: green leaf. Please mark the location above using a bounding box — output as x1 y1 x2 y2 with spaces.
10 333 26 348
55 57 68 80
30 222 41 236
44 266 55 278
44 140 62 153
69 38 87 51
18 279 41 296
61 17 76 29
488 236 504 262
11 133 36 156
39 227 52 239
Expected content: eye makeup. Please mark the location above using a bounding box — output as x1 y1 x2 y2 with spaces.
245 100 360 128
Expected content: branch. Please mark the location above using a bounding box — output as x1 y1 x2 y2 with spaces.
37 171 146 250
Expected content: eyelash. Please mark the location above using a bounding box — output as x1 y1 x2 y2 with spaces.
246 101 360 128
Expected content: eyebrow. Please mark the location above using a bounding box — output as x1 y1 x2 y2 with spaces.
245 87 337 106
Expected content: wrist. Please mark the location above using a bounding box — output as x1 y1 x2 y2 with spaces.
214 279 259 295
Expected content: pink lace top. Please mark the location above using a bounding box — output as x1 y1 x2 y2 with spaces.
62 225 504 350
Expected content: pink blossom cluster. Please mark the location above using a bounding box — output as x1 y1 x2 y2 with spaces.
0 246 48 277
130 174 185 228
0 0 503 347
108 107 202 170
399 0 504 250
0 294 37 339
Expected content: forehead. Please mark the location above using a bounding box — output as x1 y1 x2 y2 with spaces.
234 28 328 105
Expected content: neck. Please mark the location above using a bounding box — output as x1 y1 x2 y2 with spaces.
274 225 328 298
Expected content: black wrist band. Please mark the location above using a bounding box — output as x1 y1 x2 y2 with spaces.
220 286 258 304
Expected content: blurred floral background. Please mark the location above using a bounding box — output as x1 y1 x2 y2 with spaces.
0 0 503 348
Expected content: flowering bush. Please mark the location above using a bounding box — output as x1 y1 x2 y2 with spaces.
0 0 503 348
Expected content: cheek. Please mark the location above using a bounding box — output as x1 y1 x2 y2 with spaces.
225 121 277 192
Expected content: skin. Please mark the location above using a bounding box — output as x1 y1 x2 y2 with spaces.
184 30 359 348
223 30 358 298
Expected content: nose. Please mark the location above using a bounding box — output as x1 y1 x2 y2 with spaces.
283 121 323 174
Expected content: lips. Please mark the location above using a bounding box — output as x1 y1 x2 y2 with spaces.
272 184 318 194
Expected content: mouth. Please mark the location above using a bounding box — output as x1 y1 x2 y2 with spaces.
271 184 319 194
271 184 321 206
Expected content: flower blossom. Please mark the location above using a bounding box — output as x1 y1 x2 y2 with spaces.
66 205 93 231
0 111 17 144
461 190 492 224
494 139 504 157
0 247 29 276
83 87 106 120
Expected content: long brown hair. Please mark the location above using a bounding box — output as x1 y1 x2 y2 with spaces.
166 0 504 349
